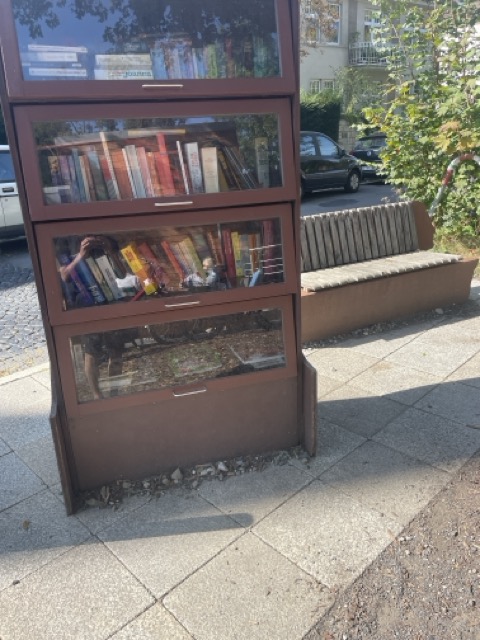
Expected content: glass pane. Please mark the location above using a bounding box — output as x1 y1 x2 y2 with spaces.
13 0 281 81
0 150 15 183
70 308 286 402
54 217 284 310
34 115 282 204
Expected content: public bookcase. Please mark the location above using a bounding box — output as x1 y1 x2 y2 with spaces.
0 0 316 514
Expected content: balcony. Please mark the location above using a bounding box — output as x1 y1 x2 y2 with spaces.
349 42 388 67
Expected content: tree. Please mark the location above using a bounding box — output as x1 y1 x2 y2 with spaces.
362 0 480 235
300 0 340 57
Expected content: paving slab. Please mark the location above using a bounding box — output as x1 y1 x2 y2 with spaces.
111 603 193 640
307 348 379 383
421 314 480 343
16 434 60 487
30 367 51 390
0 397 52 450
415 380 480 428
253 480 401 589
98 490 244 598
315 374 344 399
319 441 449 524
0 376 50 410
373 406 480 474
290 419 366 477
198 463 311 527
385 337 479 376
164 532 333 640
0 489 90 591
446 351 480 389
320 383 407 438
0 437 11 457
0 541 154 640
0 452 45 512
350 360 443 405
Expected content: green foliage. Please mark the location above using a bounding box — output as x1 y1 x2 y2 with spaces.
300 91 341 141
364 0 480 235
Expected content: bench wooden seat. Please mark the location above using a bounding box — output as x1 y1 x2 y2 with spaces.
300 201 478 342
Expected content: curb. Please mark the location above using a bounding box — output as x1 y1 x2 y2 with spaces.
0 361 50 386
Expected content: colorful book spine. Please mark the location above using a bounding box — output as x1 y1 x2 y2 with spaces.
155 133 176 196
231 231 244 277
135 146 155 197
136 241 170 287
200 147 219 193
85 256 114 302
66 155 81 202
189 230 213 263
71 149 87 201
221 229 237 285
124 145 146 198
121 147 138 197
74 256 107 304
217 147 241 190
160 239 187 280
78 155 92 202
57 253 94 306
179 236 206 278
99 132 121 199
184 142 204 193
120 244 158 295
206 229 224 265
254 137 270 188
146 151 162 197
109 148 134 199
86 150 109 201
94 255 124 300
168 241 192 276
176 141 191 194
47 155 62 186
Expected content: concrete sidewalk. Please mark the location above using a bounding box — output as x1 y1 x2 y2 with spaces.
1 281 479 640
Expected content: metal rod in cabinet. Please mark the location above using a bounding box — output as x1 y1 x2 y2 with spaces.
154 201 194 207
173 388 207 397
142 84 184 88
164 301 200 308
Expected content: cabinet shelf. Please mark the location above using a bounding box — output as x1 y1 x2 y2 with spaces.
1 0 295 101
15 99 295 221
37 205 297 325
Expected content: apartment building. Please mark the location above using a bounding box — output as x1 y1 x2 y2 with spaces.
300 0 389 147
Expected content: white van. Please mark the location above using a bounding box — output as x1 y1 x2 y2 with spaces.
0 145 24 239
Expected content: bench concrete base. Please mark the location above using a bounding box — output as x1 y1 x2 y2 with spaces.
301 258 478 343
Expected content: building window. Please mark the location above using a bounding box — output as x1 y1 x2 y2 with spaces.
364 8 381 43
321 3 342 45
309 79 336 93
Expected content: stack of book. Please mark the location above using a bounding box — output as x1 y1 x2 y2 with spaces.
42 129 267 204
93 54 154 80
20 44 88 80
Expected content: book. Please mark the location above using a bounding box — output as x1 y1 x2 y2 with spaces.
183 142 204 193
254 137 270 188
206 229 225 266
47 155 62 186
93 68 154 80
86 150 109 201
151 46 169 79
94 54 153 68
159 240 186 281
204 43 218 79
230 231 247 278
21 50 79 63
200 147 219 193
120 244 158 295
223 146 257 189
43 185 71 204
98 132 121 199
168 240 192 277
79 154 96 201
78 155 92 202
57 253 94 307
221 229 237 285
121 147 138 197
28 44 88 53
178 236 206 279
146 151 163 196
123 145 146 198
217 147 241 190
176 141 191 194
154 133 176 196
110 148 134 199
74 256 107 304
24 67 88 78
85 256 114 302
65 155 81 202
135 146 155 197
71 149 87 202
189 230 213 264
136 242 170 287
94 255 124 300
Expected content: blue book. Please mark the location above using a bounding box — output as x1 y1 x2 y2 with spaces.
57 253 95 307
74 256 107 304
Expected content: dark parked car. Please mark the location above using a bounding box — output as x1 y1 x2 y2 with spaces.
300 131 362 198
350 133 387 182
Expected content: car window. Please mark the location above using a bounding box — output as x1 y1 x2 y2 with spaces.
318 135 338 157
0 151 15 183
300 134 317 156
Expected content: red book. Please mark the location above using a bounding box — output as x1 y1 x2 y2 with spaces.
221 229 237 286
160 239 186 280
136 241 170 287
146 151 163 196
155 133 176 196
110 148 134 200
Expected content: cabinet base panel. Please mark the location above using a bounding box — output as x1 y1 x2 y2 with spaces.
69 377 299 491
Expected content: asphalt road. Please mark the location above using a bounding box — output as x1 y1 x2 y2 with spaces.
0 183 396 376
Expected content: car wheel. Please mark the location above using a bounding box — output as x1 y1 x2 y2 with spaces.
344 170 360 193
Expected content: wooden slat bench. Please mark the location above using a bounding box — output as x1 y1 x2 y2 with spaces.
300 201 478 342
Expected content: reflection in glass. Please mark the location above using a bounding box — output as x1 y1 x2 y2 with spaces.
13 0 281 81
55 217 284 310
70 308 285 403
34 115 282 204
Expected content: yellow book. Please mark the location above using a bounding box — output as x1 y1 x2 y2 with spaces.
120 243 158 295
230 231 244 277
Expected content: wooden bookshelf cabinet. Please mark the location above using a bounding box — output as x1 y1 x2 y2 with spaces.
0 0 315 513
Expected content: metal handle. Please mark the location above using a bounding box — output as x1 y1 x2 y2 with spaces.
173 387 207 397
142 83 184 89
165 300 200 308
155 201 193 207
2 187 14 193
